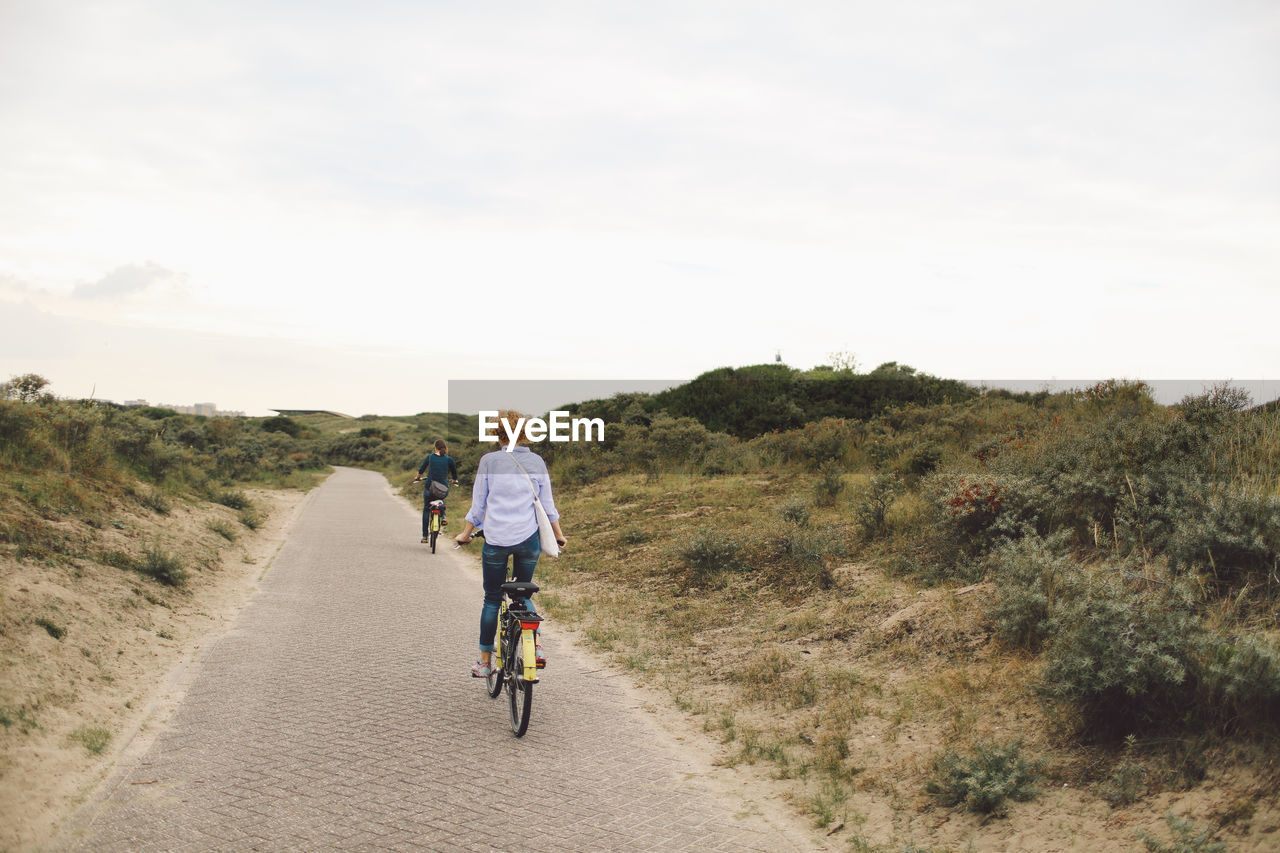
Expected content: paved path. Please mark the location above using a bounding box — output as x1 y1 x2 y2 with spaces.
62 468 816 852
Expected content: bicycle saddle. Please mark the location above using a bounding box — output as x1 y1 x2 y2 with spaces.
501 581 540 598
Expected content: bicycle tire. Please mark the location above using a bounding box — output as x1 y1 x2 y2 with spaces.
508 630 532 736
429 529 437 553
485 609 505 698
483 601 504 696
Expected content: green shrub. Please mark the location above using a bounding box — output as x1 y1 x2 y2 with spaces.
1167 487 1280 585
779 499 811 526
678 527 744 579
925 740 1040 814
207 519 238 542
899 439 944 478
766 523 845 589
1200 633 1280 729
34 616 65 640
213 489 250 510
986 536 1082 651
1101 735 1147 806
100 549 133 569
853 472 899 540
138 491 171 514
1 373 51 402
134 544 188 587
1038 575 1203 737
556 454 605 485
69 725 111 755
930 472 1044 558
261 415 301 437
238 506 263 530
813 459 845 507
699 441 754 475
751 417 860 469
1138 813 1226 853
618 524 650 545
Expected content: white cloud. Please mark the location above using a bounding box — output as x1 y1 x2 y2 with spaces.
72 261 185 300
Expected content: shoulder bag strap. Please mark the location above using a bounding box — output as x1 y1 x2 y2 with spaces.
508 452 540 504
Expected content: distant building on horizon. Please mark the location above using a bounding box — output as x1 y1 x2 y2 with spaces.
120 399 246 417
271 408 353 419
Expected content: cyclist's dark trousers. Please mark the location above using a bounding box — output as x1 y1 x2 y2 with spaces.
421 483 446 537
478 530 540 652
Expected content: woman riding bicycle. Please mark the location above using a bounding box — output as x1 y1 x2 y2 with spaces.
414 439 458 543
454 410 566 678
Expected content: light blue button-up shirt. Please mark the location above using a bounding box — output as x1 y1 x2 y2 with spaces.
464 446 561 547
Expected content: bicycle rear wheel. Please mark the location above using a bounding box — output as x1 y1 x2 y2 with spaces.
508 631 532 736
429 529 438 553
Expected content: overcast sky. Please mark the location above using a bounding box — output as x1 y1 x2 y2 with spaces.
2 0 1277 416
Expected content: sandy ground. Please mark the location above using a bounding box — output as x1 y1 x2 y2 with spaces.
0 486 310 852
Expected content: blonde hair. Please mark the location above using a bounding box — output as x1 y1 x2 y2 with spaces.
495 409 534 446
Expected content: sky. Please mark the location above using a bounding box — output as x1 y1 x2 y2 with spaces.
2 0 1277 416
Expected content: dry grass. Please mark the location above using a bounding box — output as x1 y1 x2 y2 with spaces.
535 470 1280 851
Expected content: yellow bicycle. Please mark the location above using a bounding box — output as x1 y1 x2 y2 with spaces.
485 580 543 737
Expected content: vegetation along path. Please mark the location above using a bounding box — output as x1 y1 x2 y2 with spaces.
60 467 816 851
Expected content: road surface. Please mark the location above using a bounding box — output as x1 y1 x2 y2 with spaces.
61 468 818 852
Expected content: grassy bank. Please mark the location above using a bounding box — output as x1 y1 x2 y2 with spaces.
447 379 1280 850
0 378 329 848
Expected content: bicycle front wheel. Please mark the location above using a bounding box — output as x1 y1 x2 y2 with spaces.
508 631 533 736
485 649 503 698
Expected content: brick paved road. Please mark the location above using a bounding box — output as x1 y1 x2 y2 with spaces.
62 468 819 852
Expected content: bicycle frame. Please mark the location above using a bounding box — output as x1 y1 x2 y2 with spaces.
487 580 541 736
494 600 540 684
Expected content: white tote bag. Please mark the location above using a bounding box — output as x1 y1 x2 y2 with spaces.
509 454 559 558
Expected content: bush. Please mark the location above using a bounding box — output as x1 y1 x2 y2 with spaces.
134 544 188 587
1167 488 1280 586
238 505 264 530
899 439 944 478
925 740 1040 814
213 489 251 510
1 373 50 403
813 460 845 507
1102 736 1147 807
34 616 65 640
853 472 899 540
1038 574 1204 737
1199 633 1280 729
261 415 301 437
138 491 171 514
751 417 860 469
618 524 650 545
1138 813 1226 853
678 527 744 579
986 536 1082 651
765 523 845 589
207 519 238 541
69 725 112 755
779 499 811 527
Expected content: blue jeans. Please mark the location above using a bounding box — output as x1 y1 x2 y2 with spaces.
478 530 540 652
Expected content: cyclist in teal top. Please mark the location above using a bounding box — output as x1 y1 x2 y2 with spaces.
414 440 457 539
